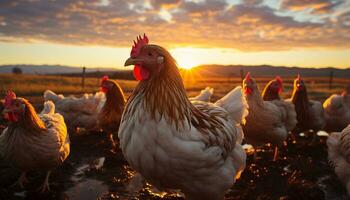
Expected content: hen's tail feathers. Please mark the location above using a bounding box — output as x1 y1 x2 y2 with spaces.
189 87 214 102
43 90 63 103
215 86 249 124
41 101 55 115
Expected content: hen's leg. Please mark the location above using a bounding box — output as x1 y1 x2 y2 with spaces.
273 147 279 161
311 130 318 145
108 133 117 153
253 148 257 161
11 172 28 188
38 171 51 193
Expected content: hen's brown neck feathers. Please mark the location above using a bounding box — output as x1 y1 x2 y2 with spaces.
291 85 310 129
9 99 46 133
99 80 126 130
262 81 280 101
125 46 226 133
128 49 192 129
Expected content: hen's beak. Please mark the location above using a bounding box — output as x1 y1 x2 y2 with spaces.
124 57 136 67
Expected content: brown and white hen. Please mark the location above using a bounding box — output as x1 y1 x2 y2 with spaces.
0 91 70 192
242 73 290 161
261 76 297 133
118 34 248 200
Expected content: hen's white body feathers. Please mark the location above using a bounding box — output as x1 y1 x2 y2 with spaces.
327 124 350 195
44 90 105 131
270 99 297 132
189 87 214 102
244 89 290 147
119 86 247 199
323 94 350 131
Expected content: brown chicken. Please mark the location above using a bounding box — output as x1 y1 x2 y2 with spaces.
289 75 325 141
98 77 126 150
262 76 283 101
0 91 70 192
261 76 297 132
243 73 291 161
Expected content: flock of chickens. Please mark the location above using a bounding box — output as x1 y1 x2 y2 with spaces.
0 34 350 199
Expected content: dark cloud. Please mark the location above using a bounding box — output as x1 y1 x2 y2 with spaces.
281 0 346 14
179 0 228 14
0 0 349 51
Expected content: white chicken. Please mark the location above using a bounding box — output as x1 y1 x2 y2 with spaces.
261 76 297 132
45 76 126 151
0 91 70 192
242 73 292 161
118 34 248 200
189 87 214 102
327 124 350 195
323 86 350 132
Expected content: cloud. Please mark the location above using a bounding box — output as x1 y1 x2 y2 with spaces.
281 0 346 14
0 0 349 51
150 0 181 9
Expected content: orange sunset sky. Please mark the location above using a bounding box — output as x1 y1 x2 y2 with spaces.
0 0 350 69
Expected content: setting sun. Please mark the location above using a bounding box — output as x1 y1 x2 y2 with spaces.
171 48 204 70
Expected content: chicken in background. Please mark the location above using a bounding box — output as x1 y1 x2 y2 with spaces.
323 86 350 132
189 87 214 102
262 76 283 101
327 124 350 196
242 73 290 161
0 91 70 192
43 76 110 131
44 76 125 151
0 99 6 132
119 34 248 200
97 77 126 151
289 75 325 142
261 76 297 133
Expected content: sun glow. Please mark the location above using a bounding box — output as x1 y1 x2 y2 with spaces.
171 48 205 69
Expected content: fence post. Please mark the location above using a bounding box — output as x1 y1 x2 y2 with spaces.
329 70 333 93
240 69 244 81
82 67 86 90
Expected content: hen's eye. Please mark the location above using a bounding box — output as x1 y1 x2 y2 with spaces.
148 52 153 56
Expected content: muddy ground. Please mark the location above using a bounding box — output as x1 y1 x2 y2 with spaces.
0 106 349 200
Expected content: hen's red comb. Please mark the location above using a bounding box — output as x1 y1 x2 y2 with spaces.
131 33 149 57
275 76 283 84
245 72 251 81
297 74 301 81
101 75 109 82
4 90 16 108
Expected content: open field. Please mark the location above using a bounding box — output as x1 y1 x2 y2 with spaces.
0 73 348 102
0 73 350 200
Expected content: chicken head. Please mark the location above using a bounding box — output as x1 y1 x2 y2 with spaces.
243 72 257 95
124 34 165 81
3 91 25 122
100 75 113 93
294 74 306 92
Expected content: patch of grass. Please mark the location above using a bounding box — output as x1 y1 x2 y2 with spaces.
0 74 348 103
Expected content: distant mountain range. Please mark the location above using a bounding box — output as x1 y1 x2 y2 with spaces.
192 64 350 78
0 65 117 74
1 64 350 78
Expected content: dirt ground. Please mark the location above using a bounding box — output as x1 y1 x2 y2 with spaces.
0 97 349 200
